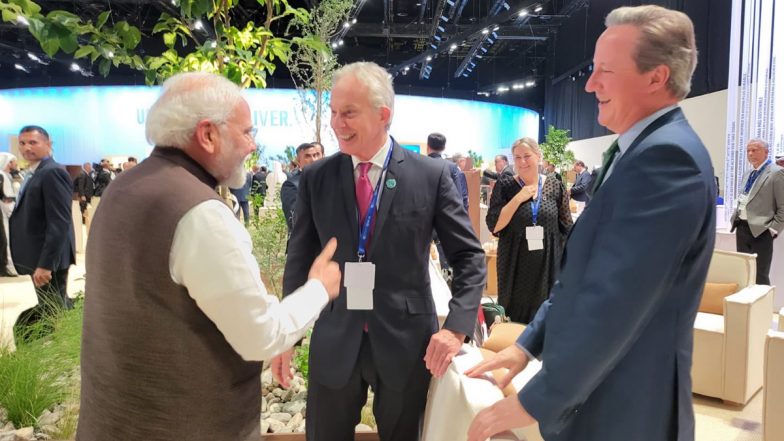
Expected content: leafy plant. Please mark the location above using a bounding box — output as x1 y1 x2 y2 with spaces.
468 149 483 168
539 125 575 171
274 145 297 167
287 0 353 143
248 194 289 298
293 329 311 385
1 0 323 87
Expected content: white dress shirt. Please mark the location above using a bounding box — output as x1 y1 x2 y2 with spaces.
170 199 329 361
351 136 393 188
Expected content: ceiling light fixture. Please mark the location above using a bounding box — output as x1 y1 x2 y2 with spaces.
534 5 543 13
519 9 528 17
16 15 29 26
14 63 29 73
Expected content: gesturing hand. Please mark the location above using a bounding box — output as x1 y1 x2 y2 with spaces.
308 238 341 299
464 344 529 390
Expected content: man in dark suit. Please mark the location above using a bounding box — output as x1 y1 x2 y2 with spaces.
569 159 592 213
73 162 95 223
483 154 515 181
272 61 486 441
10 125 76 324
730 138 784 285
467 6 715 441
280 142 324 233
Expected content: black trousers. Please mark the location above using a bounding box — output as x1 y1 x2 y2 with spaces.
15 268 72 331
0 218 8 275
735 220 774 285
306 333 430 441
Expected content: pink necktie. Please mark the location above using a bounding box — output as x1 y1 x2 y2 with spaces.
356 162 373 224
356 162 373 333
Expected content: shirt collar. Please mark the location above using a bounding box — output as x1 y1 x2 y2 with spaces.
616 104 679 156
351 136 392 170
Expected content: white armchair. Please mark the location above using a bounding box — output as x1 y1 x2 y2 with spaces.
691 249 774 405
422 323 543 441
764 329 784 441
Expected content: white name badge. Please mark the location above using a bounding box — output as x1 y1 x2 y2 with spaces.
526 225 544 240
345 262 375 310
528 239 544 251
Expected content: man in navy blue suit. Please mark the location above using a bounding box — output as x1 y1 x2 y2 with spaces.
11 125 76 326
467 5 715 441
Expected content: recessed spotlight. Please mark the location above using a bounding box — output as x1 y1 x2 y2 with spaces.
14 63 28 73
338 39 344 46
525 81 535 87
512 83 524 89
16 16 29 26
493 25 500 31
193 20 204 30
481 29 489 35
343 22 350 28
331 42 338 49
107 51 114 58
534 5 543 12
70 63 80 72
426 55 433 61
352 18 357 24
519 9 528 17
450 43 458 50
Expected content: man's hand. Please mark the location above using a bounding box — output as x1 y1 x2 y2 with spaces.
80 196 86 202
424 329 465 377
308 238 341 299
32 267 52 287
466 395 537 441
464 345 529 390
270 348 294 388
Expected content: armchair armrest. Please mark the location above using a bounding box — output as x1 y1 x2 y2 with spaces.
764 331 784 441
722 285 774 404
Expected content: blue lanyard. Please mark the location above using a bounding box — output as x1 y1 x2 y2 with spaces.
357 144 394 261
744 159 771 194
518 175 543 225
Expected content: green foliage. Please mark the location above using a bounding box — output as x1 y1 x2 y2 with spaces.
274 145 296 166
293 329 311 386
0 297 83 431
2 0 323 88
247 195 289 298
287 0 352 142
540 125 575 171
468 149 483 168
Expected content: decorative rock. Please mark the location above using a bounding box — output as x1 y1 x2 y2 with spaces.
282 401 306 415
261 396 267 413
266 418 286 433
287 412 303 430
292 391 308 402
261 419 270 434
269 412 291 423
261 369 272 386
13 427 34 440
37 410 61 427
296 421 306 432
268 403 282 413
1 422 15 432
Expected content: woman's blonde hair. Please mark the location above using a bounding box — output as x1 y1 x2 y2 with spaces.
511 137 542 157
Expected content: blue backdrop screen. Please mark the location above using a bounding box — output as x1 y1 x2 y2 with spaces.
0 86 539 165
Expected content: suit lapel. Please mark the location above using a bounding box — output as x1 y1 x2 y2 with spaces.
17 158 50 205
747 166 772 201
338 154 360 252
368 143 402 258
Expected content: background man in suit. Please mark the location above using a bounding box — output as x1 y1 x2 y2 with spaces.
280 142 324 233
272 61 486 441
731 138 784 284
74 162 95 224
569 159 592 213
10 125 76 324
466 6 715 441
483 154 515 181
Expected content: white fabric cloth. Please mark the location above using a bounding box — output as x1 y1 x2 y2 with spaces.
169 199 329 361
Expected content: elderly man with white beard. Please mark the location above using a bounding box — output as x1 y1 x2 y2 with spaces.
77 72 343 441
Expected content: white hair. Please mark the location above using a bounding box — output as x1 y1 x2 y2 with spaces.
145 72 244 148
747 138 769 150
333 62 395 129
606 5 698 99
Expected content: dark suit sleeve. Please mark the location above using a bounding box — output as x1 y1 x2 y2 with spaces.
570 173 591 196
459 172 469 210
280 180 297 232
770 169 784 233
432 164 486 337
282 170 321 297
39 168 74 270
517 144 710 431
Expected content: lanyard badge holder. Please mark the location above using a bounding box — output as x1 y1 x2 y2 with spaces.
345 145 394 310
522 175 544 251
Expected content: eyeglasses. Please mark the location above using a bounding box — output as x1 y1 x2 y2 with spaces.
247 126 258 140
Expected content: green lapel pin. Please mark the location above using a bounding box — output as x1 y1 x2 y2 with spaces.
386 178 397 189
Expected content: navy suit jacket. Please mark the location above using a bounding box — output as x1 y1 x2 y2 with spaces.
283 141 486 390
517 108 715 441
570 170 592 202
10 157 76 275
